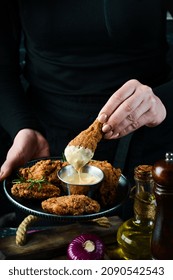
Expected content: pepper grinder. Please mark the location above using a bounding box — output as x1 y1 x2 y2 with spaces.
151 152 173 260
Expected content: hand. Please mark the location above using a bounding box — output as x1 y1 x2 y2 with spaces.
0 129 50 180
97 79 166 139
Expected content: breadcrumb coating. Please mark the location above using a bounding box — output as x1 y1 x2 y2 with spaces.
88 160 121 206
19 159 67 185
11 182 60 199
67 119 103 152
41 194 100 215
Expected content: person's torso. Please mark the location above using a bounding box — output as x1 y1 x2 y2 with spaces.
18 0 168 95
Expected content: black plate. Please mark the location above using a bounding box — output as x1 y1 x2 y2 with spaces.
3 157 130 222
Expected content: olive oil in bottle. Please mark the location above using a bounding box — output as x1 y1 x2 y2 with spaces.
117 165 156 260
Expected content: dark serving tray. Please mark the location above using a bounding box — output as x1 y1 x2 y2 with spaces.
3 157 130 222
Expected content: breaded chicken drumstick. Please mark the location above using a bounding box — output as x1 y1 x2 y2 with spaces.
64 119 103 171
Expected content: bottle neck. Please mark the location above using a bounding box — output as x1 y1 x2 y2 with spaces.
133 174 156 221
133 192 156 221
131 165 156 221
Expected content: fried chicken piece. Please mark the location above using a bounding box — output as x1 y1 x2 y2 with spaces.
19 159 64 185
67 119 103 152
88 160 121 207
64 119 103 171
11 182 60 199
41 194 100 215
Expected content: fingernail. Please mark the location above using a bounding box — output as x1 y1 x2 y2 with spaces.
104 129 114 139
97 113 108 123
102 124 112 133
114 132 120 138
109 130 114 137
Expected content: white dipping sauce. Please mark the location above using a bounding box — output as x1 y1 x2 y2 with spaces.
64 145 94 172
62 172 100 185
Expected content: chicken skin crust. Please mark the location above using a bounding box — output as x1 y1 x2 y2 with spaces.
88 160 121 207
11 182 60 199
67 119 103 152
41 195 100 215
19 159 67 185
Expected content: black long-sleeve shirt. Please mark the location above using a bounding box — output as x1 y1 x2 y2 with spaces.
0 0 172 143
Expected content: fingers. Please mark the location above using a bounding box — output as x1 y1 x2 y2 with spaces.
0 161 16 181
0 145 28 181
98 79 137 119
98 79 166 140
0 129 50 181
145 95 166 127
97 113 108 123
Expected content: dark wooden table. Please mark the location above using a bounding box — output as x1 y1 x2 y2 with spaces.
0 216 123 260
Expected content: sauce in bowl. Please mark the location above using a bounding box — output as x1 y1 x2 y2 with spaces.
62 172 100 185
57 164 104 197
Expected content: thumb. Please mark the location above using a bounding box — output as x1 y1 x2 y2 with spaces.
0 158 19 181
0 149 25 181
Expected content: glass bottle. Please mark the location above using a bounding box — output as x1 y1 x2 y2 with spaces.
151 152 173 260
116 165 156 259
